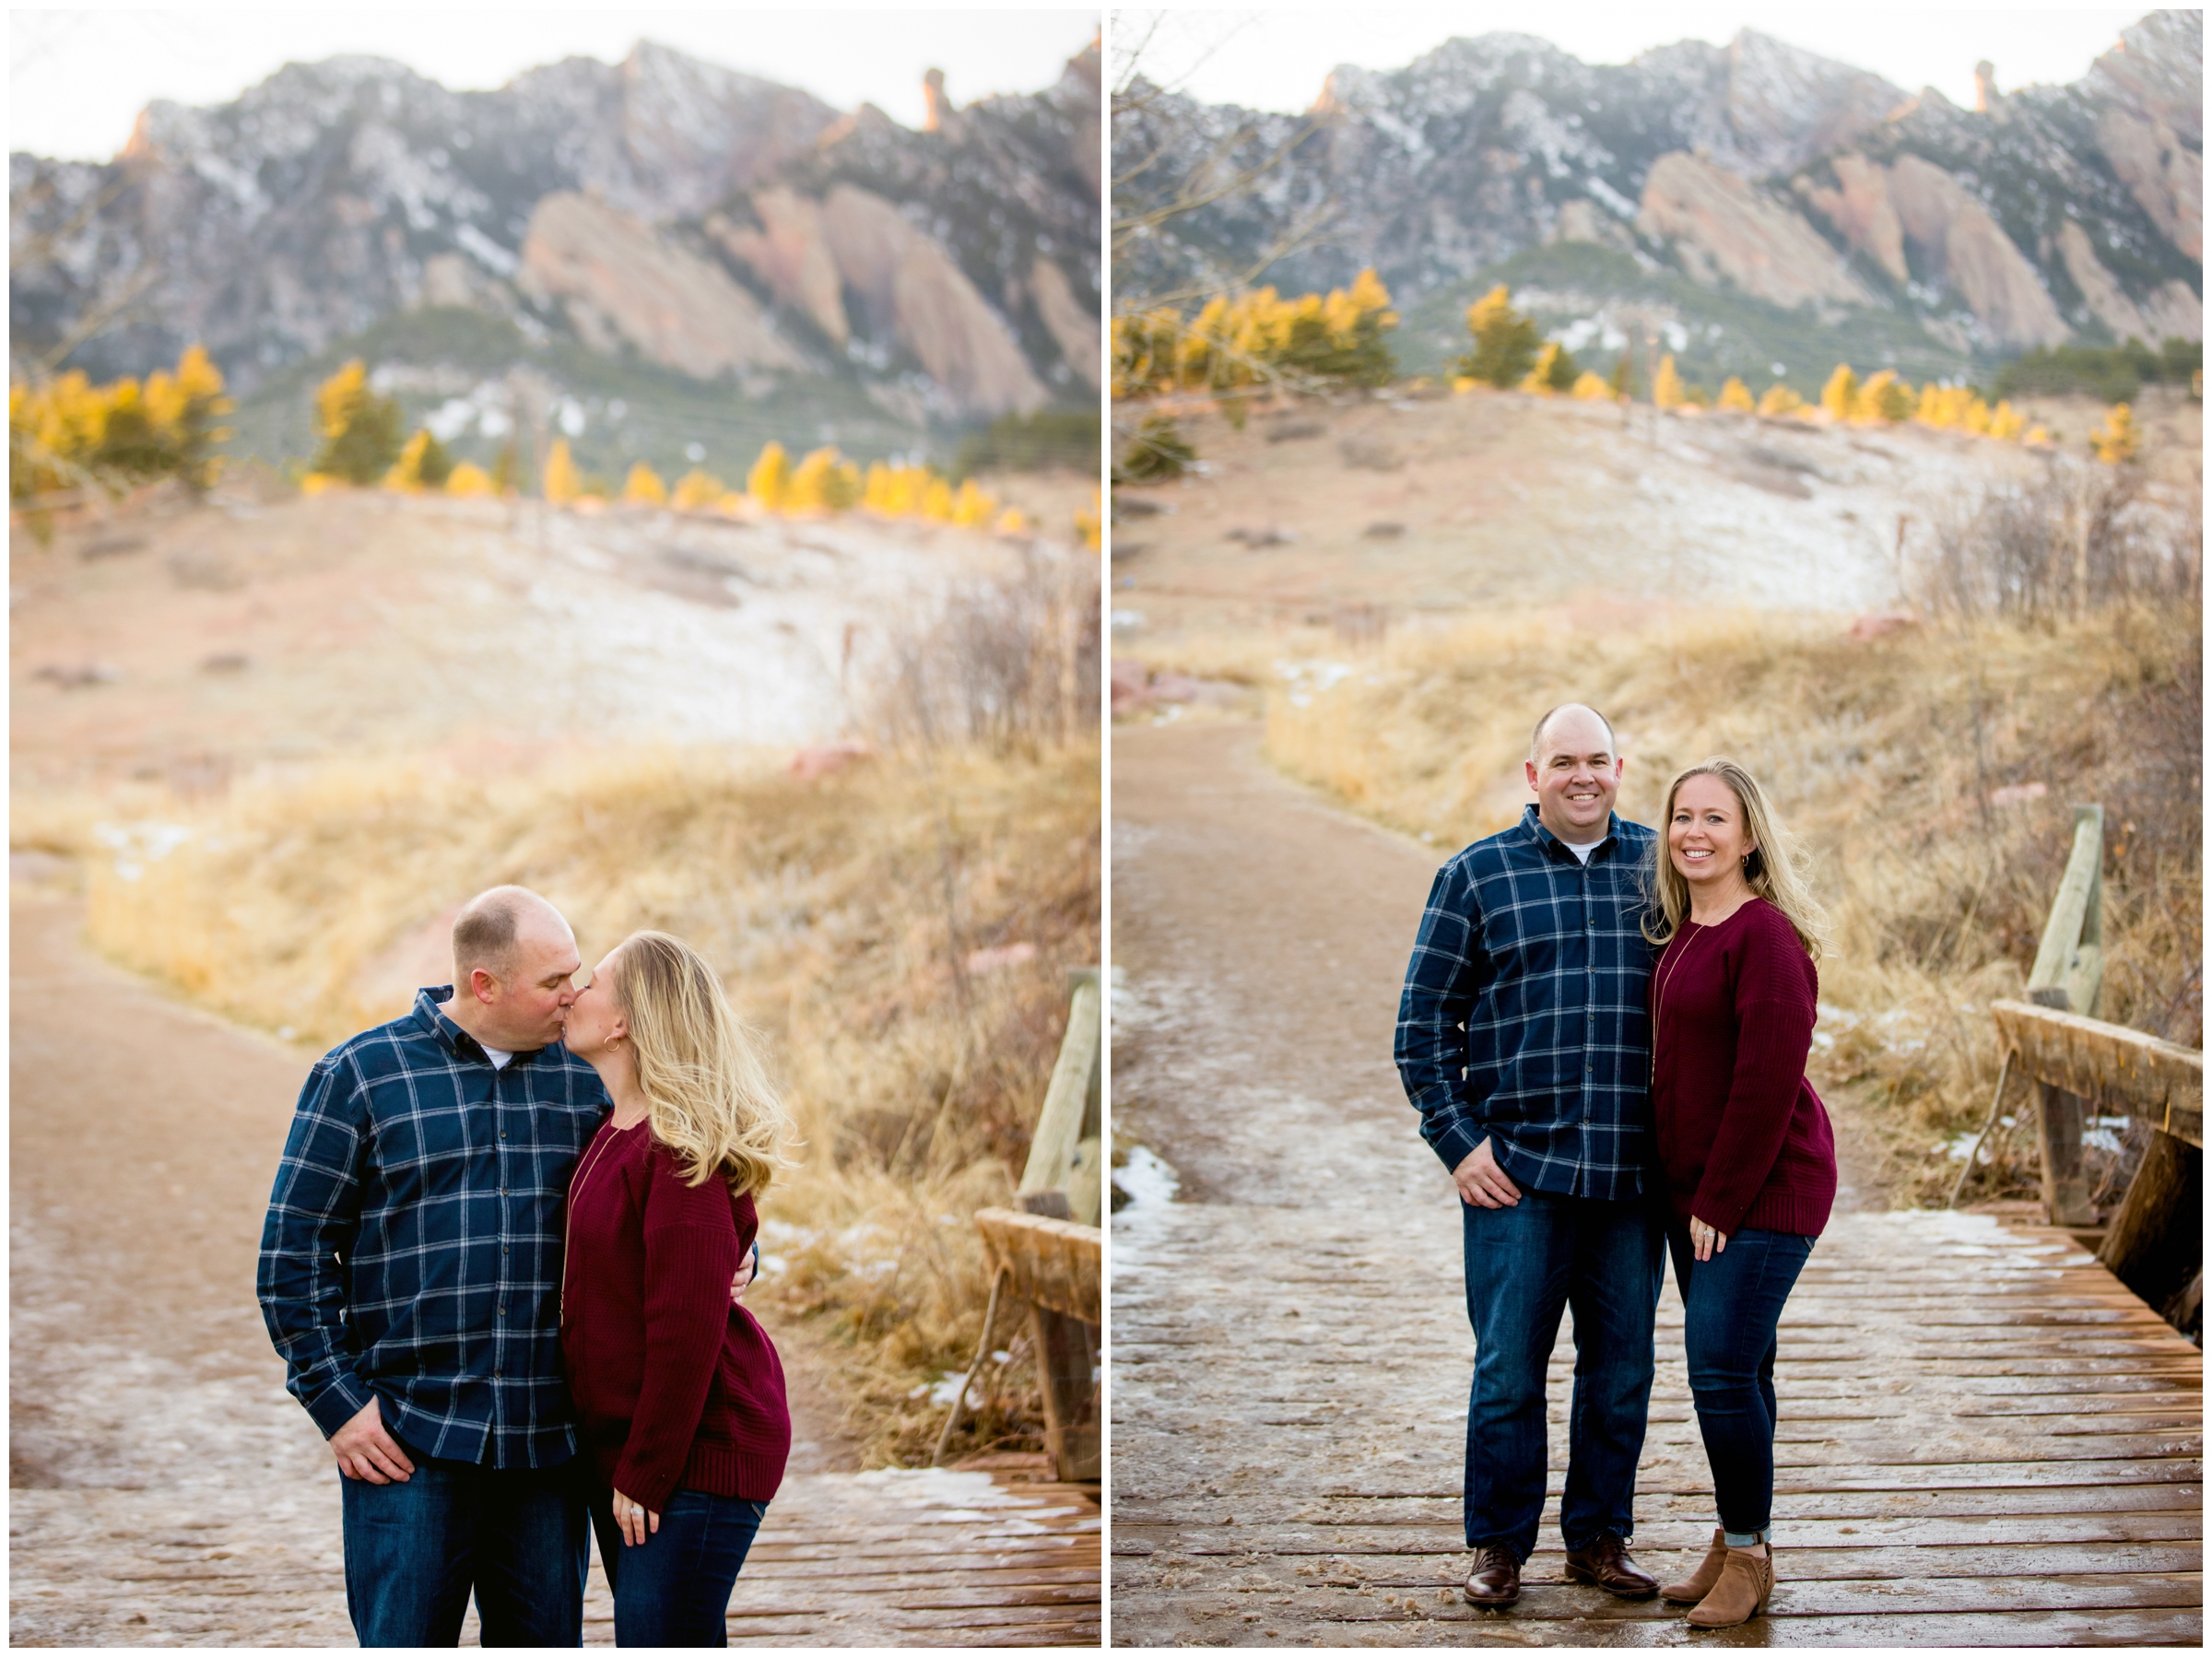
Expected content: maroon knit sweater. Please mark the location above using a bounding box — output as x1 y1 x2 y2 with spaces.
559 1118 791 1512
1650 897 1838 1239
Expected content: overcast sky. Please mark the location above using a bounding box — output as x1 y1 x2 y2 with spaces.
9 6 1100 161
1114 5 2159 113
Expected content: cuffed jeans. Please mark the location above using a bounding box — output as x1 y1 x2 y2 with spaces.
1461 1188 1665 1558
339 1454 589 1646
590 1487 771 1647
1667 1223 1816 1538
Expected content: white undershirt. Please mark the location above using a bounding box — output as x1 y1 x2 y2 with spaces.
481 1045 516 1070
1562 838 1602 864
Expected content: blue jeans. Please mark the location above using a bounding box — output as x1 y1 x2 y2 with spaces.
589 1487 771 1647
340 1453 589 1646
1461 1189 1665 1558
1667 1224 1816 1537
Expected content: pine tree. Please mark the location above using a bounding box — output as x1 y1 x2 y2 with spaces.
1456 287 1542 389
1854 370 1912 423
1718 377 1755 412
310 359 405 484
1523 341 1578 394
1652 355 1688 410
385 429 454 491
621 462 668 505
1757 383 1806 417
542 439 582 504
1609 350 1638 402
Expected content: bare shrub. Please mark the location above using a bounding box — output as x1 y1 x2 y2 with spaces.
1918 464 2202 622
867 545 1100 756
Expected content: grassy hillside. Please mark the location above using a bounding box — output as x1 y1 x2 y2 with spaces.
50 741 1100 1466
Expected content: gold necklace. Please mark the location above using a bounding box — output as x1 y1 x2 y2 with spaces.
1650 921 1715 1087
559 1118 638 1320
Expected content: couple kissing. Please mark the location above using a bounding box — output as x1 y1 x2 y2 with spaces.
258 887 791 1647
1397 703 1839 1629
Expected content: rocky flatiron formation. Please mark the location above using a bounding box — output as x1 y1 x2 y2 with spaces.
10 35 1100 422
1116 13 2199 365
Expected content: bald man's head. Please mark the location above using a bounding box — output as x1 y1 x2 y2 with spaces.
446 886 581 1052
1529 703 1618 768
452 886 569 986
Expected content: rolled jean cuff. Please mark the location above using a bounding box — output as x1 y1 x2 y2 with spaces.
1724 1526 1771 1547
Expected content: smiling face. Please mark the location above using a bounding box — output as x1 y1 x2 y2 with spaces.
1668 771 1757 897
561 946 628 1059
1524 705 1622 844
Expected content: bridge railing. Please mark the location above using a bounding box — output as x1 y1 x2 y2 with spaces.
934 970 1102 1479
1951 804 2203 1334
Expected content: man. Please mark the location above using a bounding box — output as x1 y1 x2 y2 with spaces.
1394 703 1665 1609
258 887 754 1646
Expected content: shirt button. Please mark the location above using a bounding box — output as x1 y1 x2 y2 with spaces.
493 1369 502 1378
498 1188 506 1196
498 1307 506 1316
500 1132 507 1140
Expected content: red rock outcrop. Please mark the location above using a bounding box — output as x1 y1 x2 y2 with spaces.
517 192 802 377
1796 152 1906 282
711 188 850 344
1029 256 1101 388
1637 151 1871 309
2095 107 2203 263
2055 219 2201 344
818 183 1048 416
1885 156 2069 349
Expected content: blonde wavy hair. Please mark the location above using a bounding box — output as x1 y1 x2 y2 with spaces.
605 930 792 1196
1644 758 1834 961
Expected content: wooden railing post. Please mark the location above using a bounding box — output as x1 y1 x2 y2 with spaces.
943 970 1101 1481
2026 805 2103 1228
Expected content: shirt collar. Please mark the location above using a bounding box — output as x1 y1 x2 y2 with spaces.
411 985 544 1067
1521 804 1620 863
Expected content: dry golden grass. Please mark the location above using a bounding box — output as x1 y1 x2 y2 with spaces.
1242 603 2201 1203
55 741 1100 1466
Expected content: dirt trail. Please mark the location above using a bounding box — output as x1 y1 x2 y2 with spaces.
6 886 861 1646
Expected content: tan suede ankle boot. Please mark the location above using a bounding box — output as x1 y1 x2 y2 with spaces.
1660 1530 1727 1604
1684 1543 1773 1628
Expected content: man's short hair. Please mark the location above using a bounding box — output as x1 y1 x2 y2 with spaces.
1529 703 1618 765
452 886 555 983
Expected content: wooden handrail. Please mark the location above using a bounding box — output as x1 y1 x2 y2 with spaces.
975 1207 1103 1323
1990 998 2204 1149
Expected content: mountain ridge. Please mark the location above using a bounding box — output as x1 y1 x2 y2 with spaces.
11 34 1101 441
1114 13 2200 378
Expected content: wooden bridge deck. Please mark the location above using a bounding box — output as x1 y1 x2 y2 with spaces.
1112 1205 2202 1647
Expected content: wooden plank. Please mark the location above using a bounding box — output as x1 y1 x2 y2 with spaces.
974 1207 1100 1322
1992 998 2204 1148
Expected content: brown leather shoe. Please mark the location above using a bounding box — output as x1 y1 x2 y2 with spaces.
1661 1529 1729 1603
1563 1534 1659 1598
1463 1544 1522 1607
1684 1543 1775 1628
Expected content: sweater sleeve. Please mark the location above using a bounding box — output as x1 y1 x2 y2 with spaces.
1688 910 1817 1238
611 1147 741 1514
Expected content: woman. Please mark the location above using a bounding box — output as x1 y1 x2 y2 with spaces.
1645 759 1837 1629
559 929 794 1647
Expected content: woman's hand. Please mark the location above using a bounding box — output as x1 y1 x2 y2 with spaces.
612 1487 660 1547
1689 1216 1729 1262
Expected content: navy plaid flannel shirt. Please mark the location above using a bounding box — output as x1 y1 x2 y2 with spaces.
257 986 609 1467
1395 807 1660 1201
